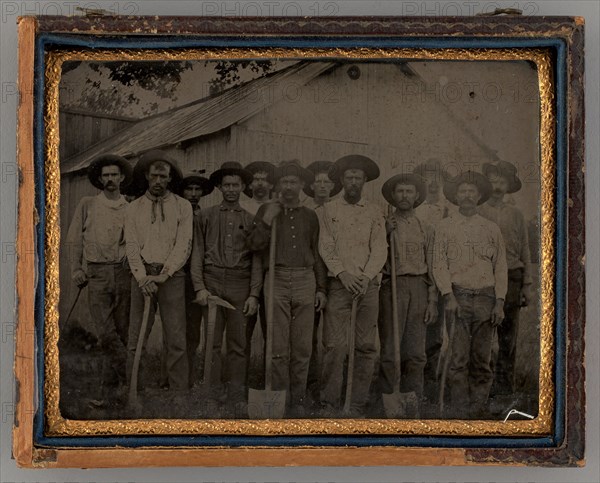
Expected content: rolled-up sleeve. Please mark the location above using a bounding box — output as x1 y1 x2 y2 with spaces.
125 202 147 283
318 204 344 277
363 207 388 280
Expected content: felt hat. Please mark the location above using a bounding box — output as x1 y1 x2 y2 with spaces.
273 159 314 185
179 170 214 197
303 161 343 198
243 161 276 197
482 160 522 194
209 161 253 187
329 154 380 182
443 170 493 206
127 149 183 197
381 173 427 208
87 153 132 191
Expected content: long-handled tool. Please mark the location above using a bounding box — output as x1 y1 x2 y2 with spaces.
439 311 456 418
342 298 358 416
382 212 419 418
61 280 88 331
201 294 236 390
128 294 152 410
248 218 286 419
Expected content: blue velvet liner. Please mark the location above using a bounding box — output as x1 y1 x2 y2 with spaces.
33 32 567 449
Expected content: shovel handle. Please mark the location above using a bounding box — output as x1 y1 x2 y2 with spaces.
388 205 402 394
129 294 151 407
343 298 358 415
265 218 277 391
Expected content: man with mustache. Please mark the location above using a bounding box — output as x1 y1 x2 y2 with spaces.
246 160 327 417
318 155 387 417
241 161 275 216
432 171 507 419
124 150 193 408
191 162 261 416
478 160 531 399
66 154 132 406
378 173 438 414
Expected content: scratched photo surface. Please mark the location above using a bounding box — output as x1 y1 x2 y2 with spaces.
57 59 541 421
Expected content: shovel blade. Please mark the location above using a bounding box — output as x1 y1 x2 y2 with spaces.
382 391 420 419
247 388 286 419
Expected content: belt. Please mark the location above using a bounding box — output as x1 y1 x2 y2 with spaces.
274 266 311 271
452 285 495 296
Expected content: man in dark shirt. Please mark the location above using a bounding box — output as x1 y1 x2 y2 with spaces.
246 160 328 417
190 162 261 416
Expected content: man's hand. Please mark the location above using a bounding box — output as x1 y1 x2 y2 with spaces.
153 273 170 285
315 291 327 312
262 200 282 226
491 299 505 327
338 271 363 296
357 275 370 296
385 215 398 234
140 281 158 296
443 293 459 320
243 296 259 316
424 299 438 325
72 269 88 287
193 289 211 306
520 284 532 307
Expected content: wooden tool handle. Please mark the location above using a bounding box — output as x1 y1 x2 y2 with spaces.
265 218 277 391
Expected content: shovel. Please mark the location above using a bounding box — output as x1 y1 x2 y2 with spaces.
128 294 152 410
382 207 419 419
248 218 286 419
201 294 236 391
342 298 359 416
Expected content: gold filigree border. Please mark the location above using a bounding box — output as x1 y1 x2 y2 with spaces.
44 48 555 438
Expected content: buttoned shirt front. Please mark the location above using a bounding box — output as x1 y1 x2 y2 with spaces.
125 191 193 282
478 200 532 284
318 195 388 280
432 211 508 298
66 193 129 275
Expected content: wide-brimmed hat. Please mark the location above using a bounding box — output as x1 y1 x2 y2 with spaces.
412 158 451 183
127 149 183 196
243 161 276 197
209 161 253 187
381 173 427 208
274 159 314 185
179 170 214 197
87 154 133 191
443 170 493 206
482 160 522 194
303 161 343 198
329 154 380 182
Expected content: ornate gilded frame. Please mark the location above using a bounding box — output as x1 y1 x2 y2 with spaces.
14 15 585 468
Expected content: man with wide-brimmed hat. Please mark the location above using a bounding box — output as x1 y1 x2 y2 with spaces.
378 173 438 414
124 150 193 400
241 161 276 216
65 153 133 405
190 161 261 416
246 160 328 417
318 154 387 417
479 160 531 399
432 170 508 419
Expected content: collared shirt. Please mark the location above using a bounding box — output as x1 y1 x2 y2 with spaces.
66 193 129 275
415 198 455 228
246 204 328 294
125 190 193 282
478 200 532 284
318 196 388 280
303 198 328 211
432 212 508 298
190 202 262 297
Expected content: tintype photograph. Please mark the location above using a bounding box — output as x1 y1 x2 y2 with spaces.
56 56 542 424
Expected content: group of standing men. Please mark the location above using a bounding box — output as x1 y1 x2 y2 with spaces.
66 148 531 420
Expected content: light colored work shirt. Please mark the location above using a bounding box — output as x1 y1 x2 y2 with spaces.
478 200 532 284
415 198 455 228
125 191 193 282
432 211 508 298
65 193 128 275
318 196 388 280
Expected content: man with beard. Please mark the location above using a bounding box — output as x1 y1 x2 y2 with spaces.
66 154 132 406
432 171 507 419
378 173 438 414
191 162 261 416
125 150 193 404
479 160 531 399
241 161 275 216
318 155 387 417
246 160 327 417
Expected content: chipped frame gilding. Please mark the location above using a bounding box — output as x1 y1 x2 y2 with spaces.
43 47 555 438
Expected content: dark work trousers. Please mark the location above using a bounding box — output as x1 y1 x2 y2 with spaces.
306 309 322 404
423 294 445 403
264 267 316 407
87 262 131 391
127 269 188 392
491 268 524 396
321 278 379 414
203 265 251 403
378 275 429 399
447 285 496 419
245 288 267 387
